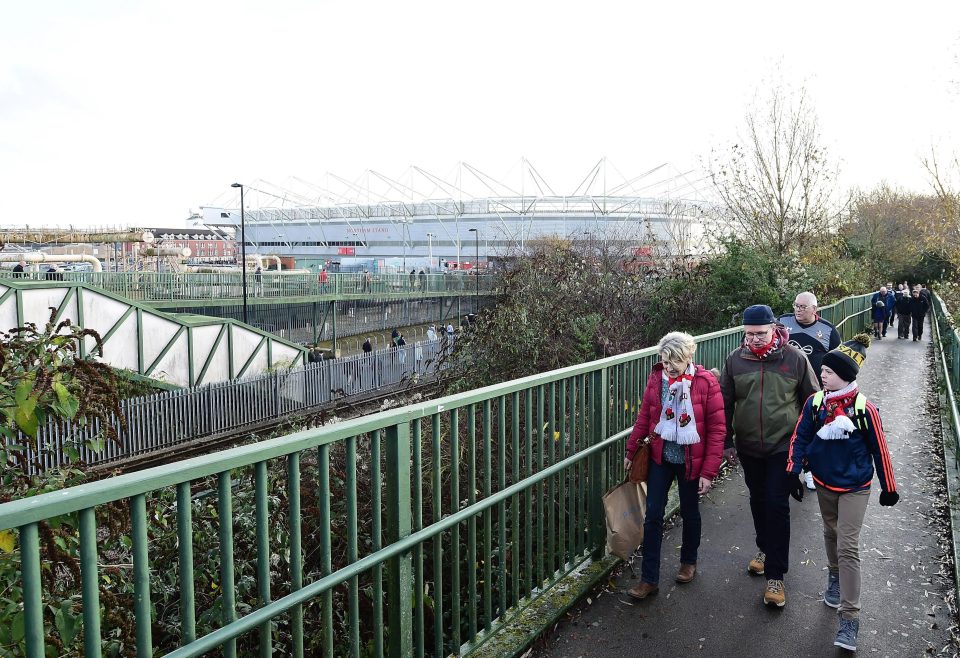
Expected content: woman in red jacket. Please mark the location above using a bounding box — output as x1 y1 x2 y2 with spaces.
623 331 726 600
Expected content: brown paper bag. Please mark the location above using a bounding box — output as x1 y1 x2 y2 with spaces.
602 479 646 560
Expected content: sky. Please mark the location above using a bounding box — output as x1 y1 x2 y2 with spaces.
1 0 958 228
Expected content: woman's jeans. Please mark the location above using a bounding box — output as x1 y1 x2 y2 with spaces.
641 457 701 584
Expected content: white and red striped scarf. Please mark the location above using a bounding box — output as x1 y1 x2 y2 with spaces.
654 363 701 445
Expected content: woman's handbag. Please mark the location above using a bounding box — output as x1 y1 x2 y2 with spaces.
628 437 650 484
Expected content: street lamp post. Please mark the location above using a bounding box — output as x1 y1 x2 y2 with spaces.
468 228 479 303
231 183 249 325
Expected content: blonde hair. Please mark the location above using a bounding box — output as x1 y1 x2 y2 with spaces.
658 331 697 365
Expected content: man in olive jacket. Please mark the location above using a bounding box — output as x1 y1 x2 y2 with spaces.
720 304 819 608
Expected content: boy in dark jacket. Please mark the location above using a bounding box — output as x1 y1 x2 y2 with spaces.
786 334 898 652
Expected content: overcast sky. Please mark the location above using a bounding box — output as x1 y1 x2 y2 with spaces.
2 1 958 228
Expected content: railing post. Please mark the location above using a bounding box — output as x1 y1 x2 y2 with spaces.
588 368 609 559
385 421 413 658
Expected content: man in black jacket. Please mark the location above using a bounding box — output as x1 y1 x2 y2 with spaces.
894 288 912 339
909 288 930 341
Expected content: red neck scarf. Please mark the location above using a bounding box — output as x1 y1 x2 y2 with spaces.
748 335 779 360
822 385 858 426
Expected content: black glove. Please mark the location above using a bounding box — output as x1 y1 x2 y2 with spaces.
785 473 804 502
879 491 899 506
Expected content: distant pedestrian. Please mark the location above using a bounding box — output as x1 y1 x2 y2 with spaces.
397 334 407 364
419 269 427 290
391 328 400 346
12 260 26 277
909 288 929 341
894 288 912 339
254 265 263 297
426 325 438 342
919 284 931 303
414 340 424 373
318 267 329 293
409 268 417 290
869 287 888 339
362 337 373 353
787 334 898 652
363 269 372 293
446 323 454 337
883 284 895 336
44 265 63 281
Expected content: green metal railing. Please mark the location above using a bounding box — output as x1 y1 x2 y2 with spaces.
932 293 960 459
0 293 871 658
0 271 497 303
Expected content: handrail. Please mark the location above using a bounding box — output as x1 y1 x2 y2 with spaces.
160 428 629 658
932 293 960 459
0 270 499 304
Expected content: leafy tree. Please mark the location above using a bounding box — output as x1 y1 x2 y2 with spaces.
448 238 652 390
0 308 125 479
447 236 863 391
0 310 127 656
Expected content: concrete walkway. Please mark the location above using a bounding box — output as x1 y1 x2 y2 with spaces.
535 319 959 657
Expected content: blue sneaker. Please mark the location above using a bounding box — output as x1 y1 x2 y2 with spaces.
834 617 859 651
824 571 840 609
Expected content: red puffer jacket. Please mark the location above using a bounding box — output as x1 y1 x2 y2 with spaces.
625 363 726 481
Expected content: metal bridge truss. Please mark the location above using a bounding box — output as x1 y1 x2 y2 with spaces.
0 278 306 388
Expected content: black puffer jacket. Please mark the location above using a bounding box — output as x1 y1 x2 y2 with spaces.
894 293 912 315
909 295 929 318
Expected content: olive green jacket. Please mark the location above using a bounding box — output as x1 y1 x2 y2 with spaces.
719 326 820 458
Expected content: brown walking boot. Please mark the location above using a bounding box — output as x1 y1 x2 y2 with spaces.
747 551 766 575
763 579 786 607
627 581 659 600
675 563 697 583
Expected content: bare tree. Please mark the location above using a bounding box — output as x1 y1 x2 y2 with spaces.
921 147 960 267
708 83 842 256
643 198 712 264
843 183 934 277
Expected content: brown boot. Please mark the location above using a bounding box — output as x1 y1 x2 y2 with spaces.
627 581 659 600
675 563 697 583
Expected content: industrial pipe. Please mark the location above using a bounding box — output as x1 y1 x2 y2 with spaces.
0 229 154 245
0 252 103 272
140 247 193 258
243 254 282 271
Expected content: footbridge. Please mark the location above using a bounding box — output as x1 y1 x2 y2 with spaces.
2 270 496 348
2 292 959 657
0 277 307 387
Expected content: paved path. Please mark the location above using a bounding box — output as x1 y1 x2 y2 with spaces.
535 320 959 657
